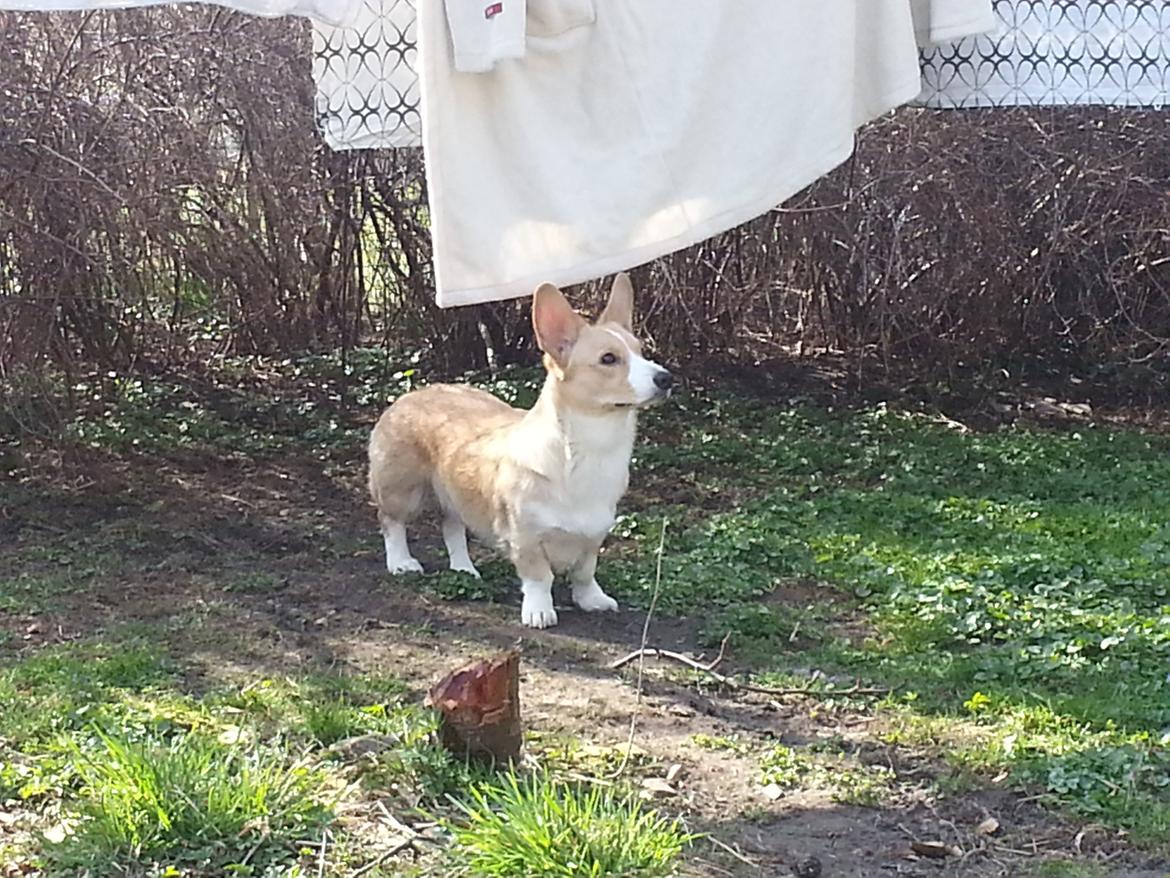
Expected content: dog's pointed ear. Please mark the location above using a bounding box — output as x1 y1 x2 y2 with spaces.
598 272 634 331
532 283 586 368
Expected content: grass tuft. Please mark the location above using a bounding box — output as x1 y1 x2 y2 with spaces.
445 773 693 877
46 727 330 875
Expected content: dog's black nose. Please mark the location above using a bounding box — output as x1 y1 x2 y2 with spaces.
654 371 674 390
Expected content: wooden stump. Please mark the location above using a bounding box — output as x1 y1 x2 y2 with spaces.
426 649 522 765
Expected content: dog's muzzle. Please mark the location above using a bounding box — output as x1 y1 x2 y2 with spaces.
648 368 674 402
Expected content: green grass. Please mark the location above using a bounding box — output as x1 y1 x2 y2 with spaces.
757 743 895 807
7 354 1170 852
691 734 749 756
606 396 1170 840
0 639 179 756
47 728 329 875
223 570 285 594
0 547 116 612
444 774 693 878
51 349 421 459
1023 862 1111 878
0 634 485 874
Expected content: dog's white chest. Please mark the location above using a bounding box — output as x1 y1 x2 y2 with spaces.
504 407 634 568
542 496 618 543
539 455 626 536
533 499 618 574
524 446 629 563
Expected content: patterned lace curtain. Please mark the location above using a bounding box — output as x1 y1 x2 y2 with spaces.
313 0 421 149
919 0 1170 107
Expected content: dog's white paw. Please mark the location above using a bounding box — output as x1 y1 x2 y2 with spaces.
521 583 558 629
521 603 559 629
449 562 482 579
386 557 424 575
572 581 619 613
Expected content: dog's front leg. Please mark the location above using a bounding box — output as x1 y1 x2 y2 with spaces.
513 547 558 629
569 549 620 614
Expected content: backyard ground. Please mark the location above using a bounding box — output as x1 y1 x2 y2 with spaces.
1 351 1168 877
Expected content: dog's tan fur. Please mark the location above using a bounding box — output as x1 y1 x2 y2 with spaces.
367 274 671 628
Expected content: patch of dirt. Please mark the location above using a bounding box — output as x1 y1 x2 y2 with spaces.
2 448 1166 878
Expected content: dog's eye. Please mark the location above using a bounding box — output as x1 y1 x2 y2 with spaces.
599 352 618 366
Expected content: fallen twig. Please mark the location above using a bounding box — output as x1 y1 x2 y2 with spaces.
316 829 329 878
238 835 266 867
708 834 759 867
610 646 890 699
375 800 439 845
989 843 1040 857
692 857 736 878
350 838 415 878
610 632 729 674
957 841 988 865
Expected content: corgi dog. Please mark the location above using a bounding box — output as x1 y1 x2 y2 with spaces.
367 273 672 629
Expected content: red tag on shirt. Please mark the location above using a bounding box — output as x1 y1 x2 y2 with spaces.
484 2 503 18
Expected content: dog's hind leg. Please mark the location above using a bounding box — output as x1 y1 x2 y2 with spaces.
432 481 480 578
380 512 424 575
370 458 426 575
441 514 481 578
369 432 428 575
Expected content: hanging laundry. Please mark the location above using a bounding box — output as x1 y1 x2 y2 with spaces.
314 0 569 150
416 1 996 308
0 0 359 26
443 0 527 73
315 0 421 150
311 0 994 154
909 0 996 45
919 0 1170 108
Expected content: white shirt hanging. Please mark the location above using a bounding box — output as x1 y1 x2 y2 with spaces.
444 0 527 73
417 0 995 307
